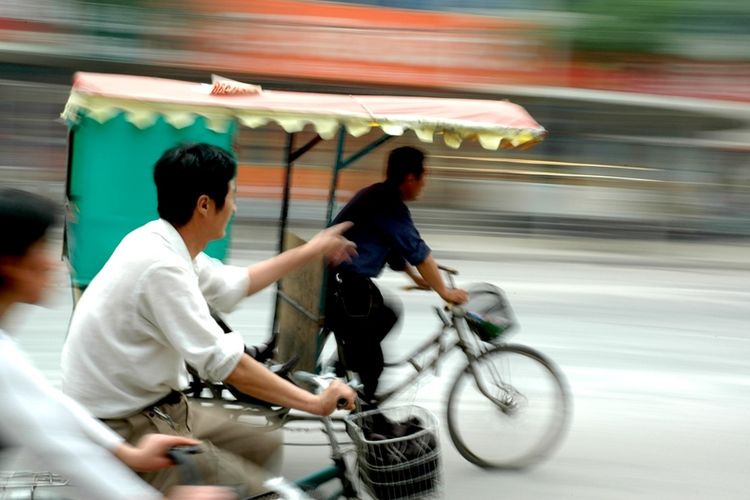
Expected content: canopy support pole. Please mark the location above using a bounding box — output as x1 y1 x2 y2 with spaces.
278 133 324 252
278 132 296 254
289 134 323 164
339 132 395 172
325 127 348 226
325 129 395 225
271 127 395 360
272 132 325 340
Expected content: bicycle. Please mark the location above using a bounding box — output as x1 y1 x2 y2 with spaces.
345 265 572 470
192 264 571 473
176 371 443 500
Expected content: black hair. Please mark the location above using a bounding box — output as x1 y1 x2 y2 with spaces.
0 188 57 258
0 189 57 290
385 146 426 186
153 143 237 227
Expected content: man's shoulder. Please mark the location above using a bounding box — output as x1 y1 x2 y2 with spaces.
105 221 189 275
333 182 401 227
352 182 402 209
118 220 164 248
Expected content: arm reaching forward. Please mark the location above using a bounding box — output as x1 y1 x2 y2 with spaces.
415 254 468 304
224 354 355 415
246 222 357 295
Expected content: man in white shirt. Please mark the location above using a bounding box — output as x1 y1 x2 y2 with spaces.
61 143 357 496
0 187 232 500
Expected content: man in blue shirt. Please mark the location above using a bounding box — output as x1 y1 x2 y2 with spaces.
326 146 468 403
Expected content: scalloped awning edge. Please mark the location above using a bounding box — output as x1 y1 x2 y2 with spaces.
62 93 547 150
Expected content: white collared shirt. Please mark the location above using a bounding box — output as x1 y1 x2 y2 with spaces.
62 219 249 419
0 329 161 499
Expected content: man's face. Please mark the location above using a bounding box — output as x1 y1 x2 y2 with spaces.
0 239 56 305
403 168 427 202
207 181 236 240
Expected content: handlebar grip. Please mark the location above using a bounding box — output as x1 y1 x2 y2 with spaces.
402 284 430 291
167 445 201 460
337 398 349 409
167 446 203 486
438 264 458 275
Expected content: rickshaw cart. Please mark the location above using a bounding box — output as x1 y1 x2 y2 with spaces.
62 72 546 376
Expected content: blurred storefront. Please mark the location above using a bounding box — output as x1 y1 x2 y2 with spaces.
1 0 748 237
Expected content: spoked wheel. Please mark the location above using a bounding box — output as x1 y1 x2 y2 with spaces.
447 344 571 469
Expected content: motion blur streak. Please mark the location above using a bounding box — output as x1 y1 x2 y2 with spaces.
432 156 659 171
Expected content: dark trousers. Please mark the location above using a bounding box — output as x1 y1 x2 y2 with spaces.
326 271 399 402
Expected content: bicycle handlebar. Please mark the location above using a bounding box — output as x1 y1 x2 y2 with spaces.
402 264 459 292
401 284 431 291
290 371 361 410
437 264 458 275
166 446 203 486
445 303 466 317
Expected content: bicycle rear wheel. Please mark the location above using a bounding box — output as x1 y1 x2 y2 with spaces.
447 344 570 469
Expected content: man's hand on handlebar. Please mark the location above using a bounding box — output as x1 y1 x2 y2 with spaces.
439 287 469 305
315 379 356 415
166 486 236 500
115 434 203 472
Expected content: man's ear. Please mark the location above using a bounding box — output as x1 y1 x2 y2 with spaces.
0 257 18 288
196 194 210 215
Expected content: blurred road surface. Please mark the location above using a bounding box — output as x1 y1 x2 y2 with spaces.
5 225 749 499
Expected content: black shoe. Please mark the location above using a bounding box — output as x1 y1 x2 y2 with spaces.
268 355 299 381
244 335 277 363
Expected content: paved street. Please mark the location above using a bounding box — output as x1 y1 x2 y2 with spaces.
6 227 750 499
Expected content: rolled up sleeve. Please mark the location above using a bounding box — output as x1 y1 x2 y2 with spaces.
386 249 408 271
381 207 431 266
139 264 246 382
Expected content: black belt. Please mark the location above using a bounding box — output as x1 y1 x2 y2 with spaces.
151 390 183 407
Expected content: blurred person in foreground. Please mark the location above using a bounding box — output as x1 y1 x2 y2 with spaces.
60 143 357 497
0 188 233 500
326 146 468 405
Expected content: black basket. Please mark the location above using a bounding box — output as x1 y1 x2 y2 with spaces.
346 405 442 499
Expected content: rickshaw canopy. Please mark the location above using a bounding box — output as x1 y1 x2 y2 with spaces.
63 72 546 150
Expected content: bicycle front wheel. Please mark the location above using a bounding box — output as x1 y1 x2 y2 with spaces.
447 344 570 469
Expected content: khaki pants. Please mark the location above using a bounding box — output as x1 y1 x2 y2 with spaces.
103 394 283 497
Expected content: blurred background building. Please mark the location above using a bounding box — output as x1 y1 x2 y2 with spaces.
1 0 749 237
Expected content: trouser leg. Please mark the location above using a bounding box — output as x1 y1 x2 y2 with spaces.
330 280 401 402
103 396 281 497
188 400 284 475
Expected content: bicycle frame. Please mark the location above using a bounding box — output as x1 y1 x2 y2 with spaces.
375 302 497 405
293 414 358 499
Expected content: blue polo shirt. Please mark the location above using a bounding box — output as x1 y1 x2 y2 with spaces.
332 181 431 278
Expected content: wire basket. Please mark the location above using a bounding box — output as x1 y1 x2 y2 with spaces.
346 405 442 499
464 283 517 343
0 471 70 499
